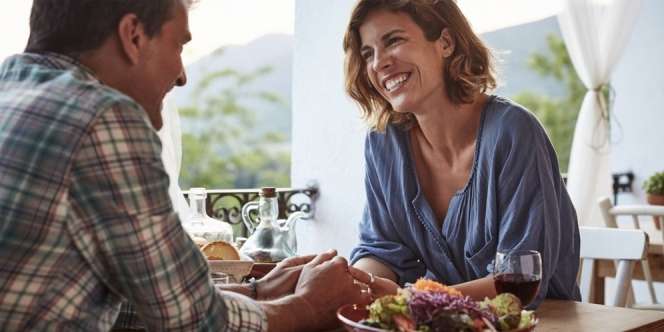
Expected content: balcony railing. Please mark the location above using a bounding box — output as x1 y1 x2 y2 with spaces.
183 183 319 237
179 171 631 237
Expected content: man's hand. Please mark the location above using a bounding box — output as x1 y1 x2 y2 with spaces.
291 249 371 331
255 254 316 300
348 265 399 299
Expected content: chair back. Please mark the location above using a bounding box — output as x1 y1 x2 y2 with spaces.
599 197 664 232
579 226 648 307
599 197 664 306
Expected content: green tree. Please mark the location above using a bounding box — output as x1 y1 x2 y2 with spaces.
179 60 291 189
512 34 585 173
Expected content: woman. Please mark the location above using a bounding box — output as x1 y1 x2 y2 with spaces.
344 0 580 306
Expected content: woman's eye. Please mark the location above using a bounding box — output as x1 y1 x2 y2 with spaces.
386 36 403 46
361 51 373 62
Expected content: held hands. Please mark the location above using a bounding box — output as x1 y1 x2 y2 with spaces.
254 254 318 300
255 250 398 331
292 249 372 331
255 252 399 303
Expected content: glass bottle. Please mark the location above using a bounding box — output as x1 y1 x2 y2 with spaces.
240 187 288 262
183 188 233 244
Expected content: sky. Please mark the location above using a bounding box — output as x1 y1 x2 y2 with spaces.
0 0 562 64
458 0 562 33
0 0 296 64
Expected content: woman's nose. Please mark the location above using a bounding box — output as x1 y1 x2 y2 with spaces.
371 50 392 72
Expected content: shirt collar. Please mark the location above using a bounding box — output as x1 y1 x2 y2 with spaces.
19 52 100 83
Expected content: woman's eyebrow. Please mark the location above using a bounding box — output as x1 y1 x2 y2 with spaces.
361 28 406 51
381 29 406 43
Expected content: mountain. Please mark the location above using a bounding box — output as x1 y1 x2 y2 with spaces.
169 33 293 139
169 16 565 152
481 16 565 98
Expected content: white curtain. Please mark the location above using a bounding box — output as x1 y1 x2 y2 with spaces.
557 0 641 226
158 99 192 222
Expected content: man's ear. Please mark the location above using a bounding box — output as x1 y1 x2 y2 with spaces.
440 28 455 58
116 13 148 65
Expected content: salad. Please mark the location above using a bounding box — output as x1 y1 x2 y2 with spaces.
360 279 536 332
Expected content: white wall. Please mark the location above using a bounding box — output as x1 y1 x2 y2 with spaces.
607 0 664 304
291 0 365 258
611 0 664 204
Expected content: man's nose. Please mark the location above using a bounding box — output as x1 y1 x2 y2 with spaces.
175 70 187 86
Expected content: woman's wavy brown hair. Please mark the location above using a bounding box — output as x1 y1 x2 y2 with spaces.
343 0 496 132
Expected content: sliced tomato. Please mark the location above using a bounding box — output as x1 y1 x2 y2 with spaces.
393 314 417 332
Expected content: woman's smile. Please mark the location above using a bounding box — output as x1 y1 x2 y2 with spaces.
382 72 411 92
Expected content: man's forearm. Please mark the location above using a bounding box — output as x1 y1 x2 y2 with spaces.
260 295 316 332
217 283 253 299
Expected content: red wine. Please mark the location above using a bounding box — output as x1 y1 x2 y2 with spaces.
494 273 541 305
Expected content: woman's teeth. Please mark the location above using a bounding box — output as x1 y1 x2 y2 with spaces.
384 73 409 92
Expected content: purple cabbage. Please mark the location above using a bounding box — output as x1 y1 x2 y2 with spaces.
408 290 497 326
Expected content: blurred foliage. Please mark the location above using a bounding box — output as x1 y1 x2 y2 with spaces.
512 34 585 173
644 171 664 195
179 60 290 189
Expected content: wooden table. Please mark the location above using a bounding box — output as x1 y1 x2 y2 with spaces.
537 300 664 331
115 300 664 332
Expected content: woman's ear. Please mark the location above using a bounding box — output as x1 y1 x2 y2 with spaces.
440 28 455 57
116 13 148 65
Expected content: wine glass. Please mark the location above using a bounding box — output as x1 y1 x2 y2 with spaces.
493 250 542 306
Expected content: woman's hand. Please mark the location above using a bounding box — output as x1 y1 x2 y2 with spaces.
348 265 399 299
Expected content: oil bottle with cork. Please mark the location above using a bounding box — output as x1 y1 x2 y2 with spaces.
240 187 305 262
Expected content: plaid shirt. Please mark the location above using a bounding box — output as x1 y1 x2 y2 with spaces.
0 53 267 331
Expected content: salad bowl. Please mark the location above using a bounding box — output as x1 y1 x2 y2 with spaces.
337 279 538 332
337 303 538 332
337 304 384 332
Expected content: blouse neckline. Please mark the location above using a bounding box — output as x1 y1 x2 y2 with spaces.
405 95 495 228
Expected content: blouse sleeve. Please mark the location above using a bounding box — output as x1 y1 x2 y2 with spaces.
490 112 579 308
350 134 426 284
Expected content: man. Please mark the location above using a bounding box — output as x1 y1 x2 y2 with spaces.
0 0 368 331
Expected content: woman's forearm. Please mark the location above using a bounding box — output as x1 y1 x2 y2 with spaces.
452 275 496 301
353 257 398 282
353 257 496 301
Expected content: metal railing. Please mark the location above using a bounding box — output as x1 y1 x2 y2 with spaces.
183 183 319 237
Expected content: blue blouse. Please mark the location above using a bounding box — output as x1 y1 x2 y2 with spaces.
350 96 580 306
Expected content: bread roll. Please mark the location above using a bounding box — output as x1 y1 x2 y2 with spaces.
201 240 240 261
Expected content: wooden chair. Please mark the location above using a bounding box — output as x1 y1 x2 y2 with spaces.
578 226 648 307
599 197 664 308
